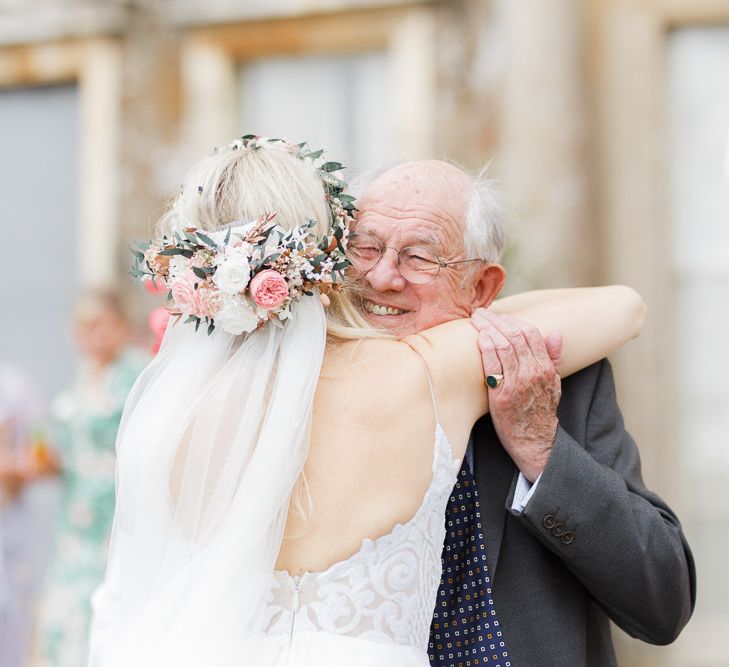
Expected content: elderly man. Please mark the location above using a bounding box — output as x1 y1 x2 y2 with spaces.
351 161 695 666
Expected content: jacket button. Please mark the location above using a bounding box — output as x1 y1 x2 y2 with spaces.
561 532 574 545
543 514 556 530
552 523 566 537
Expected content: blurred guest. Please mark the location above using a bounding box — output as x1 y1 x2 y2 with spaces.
32 291 148 667
0 364 42 667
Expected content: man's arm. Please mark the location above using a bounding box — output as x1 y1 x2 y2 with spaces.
511 358 695 644
471 306 695 643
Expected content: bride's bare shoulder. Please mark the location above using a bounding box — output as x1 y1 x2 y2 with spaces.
320 338 435 411
323 337 419 377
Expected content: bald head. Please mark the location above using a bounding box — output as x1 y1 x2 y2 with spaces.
351 160 506 337
357 160 472 235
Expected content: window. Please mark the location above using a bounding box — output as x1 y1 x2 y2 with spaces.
238 51 396 176
668 26 729 621
0 83 79 400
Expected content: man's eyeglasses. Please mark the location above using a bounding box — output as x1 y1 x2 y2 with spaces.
347 233 483 285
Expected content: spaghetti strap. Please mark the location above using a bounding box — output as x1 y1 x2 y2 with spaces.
405 344 441 426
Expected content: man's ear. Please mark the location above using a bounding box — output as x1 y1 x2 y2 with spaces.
472 263 507 309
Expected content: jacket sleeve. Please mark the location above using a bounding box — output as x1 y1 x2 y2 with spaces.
509 359 696 644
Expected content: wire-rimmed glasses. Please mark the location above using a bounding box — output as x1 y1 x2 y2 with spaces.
347 233 483 285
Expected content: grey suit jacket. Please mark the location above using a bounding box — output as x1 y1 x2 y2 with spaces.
472 359 696 666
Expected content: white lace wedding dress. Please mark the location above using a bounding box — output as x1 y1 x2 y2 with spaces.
247 417 459 666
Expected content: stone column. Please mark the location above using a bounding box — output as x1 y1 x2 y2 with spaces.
497 0 595 292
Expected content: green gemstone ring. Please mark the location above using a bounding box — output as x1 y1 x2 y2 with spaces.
486 374 504 389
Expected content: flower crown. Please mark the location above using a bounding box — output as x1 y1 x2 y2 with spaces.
131 136 354 336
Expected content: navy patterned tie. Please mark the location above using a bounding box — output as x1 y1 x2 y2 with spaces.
429 461 510 667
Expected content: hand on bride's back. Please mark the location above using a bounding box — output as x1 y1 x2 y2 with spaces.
471 308 562 482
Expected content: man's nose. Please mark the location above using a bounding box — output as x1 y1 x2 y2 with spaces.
365 250 407 293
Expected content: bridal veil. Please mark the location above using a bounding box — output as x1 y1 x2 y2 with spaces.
88 137 357 666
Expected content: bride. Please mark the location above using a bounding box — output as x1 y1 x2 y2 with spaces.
88 136 644 667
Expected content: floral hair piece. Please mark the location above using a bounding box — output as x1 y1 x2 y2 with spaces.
130 136 354 336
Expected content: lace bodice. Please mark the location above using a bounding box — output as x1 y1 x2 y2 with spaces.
257 424 459 652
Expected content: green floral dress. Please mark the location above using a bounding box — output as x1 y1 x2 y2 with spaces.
34 349 148 667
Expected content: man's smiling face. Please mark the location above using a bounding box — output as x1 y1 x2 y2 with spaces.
352 161 504 337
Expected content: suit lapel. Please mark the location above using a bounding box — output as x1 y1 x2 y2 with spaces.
471 415 517 579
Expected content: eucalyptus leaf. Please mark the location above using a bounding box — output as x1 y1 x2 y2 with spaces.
196 232 216 248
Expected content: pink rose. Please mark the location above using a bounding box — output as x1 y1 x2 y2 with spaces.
249 270 289 309
170 270 215 317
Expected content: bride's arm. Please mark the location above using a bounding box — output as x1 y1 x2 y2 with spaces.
502 285 645 376
489 287 606 314
403 285 645 423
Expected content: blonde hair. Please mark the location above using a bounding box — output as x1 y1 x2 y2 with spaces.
157 139 388 341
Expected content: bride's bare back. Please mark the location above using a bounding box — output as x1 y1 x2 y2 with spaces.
275 286 646 575
275 334 481 576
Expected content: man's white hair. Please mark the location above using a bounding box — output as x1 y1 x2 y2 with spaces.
350 161 508 265
463 166 508 264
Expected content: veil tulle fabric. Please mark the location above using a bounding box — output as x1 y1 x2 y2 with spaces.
88 294 327 666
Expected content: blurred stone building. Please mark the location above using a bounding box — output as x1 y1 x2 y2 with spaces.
1 0 727 664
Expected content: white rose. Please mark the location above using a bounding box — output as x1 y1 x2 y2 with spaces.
215 299 259 335
224 240 253 258
168 255 190 279
213 255 251 295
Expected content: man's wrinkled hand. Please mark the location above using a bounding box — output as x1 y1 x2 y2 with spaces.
471 308 562 482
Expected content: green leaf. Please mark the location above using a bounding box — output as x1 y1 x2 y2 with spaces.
194 318 201 332
158 248 186 256
192 267 207 280
207 322 215 336
307 149 324 160
196 232 216 248
321 162 343 173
